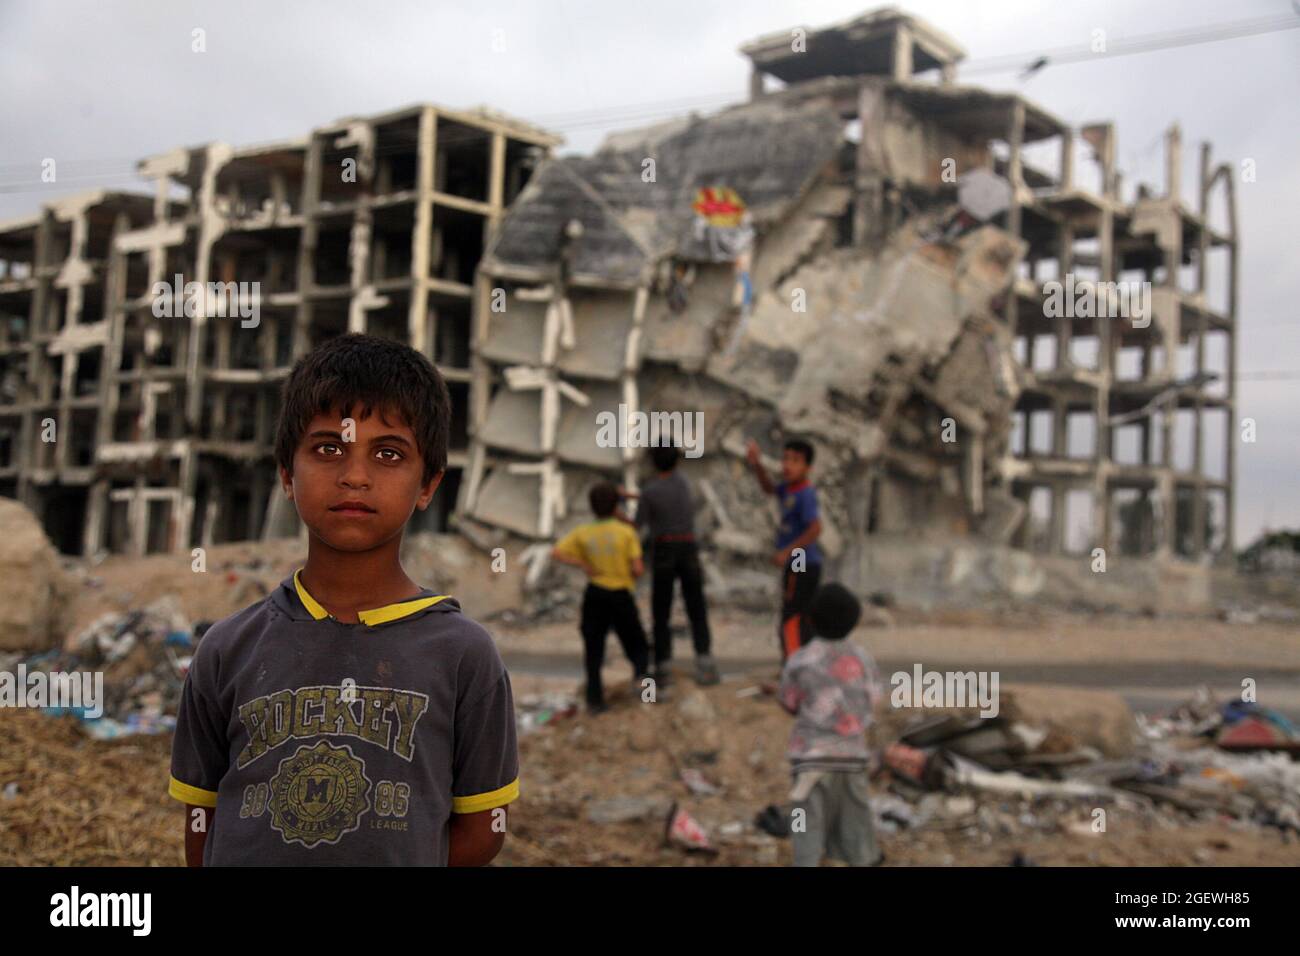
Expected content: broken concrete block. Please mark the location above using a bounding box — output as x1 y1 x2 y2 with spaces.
1002 685 1137 759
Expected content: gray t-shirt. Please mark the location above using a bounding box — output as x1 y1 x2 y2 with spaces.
636 471 695 539
169 571 519 865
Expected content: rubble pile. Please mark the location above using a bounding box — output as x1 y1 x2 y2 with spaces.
500 679 1300 867
1 596 202 739
870 693 1300 848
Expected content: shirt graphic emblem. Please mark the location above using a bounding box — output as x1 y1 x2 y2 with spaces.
268 740 372 848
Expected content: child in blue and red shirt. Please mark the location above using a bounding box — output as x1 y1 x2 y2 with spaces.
745 437 823 661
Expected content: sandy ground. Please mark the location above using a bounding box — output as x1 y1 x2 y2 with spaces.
1 540 1296 866
495 673 1300 867
3 679 1298 867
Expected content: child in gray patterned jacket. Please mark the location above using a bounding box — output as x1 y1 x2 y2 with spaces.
777 582 884 866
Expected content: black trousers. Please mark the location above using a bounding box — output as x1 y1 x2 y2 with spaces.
779 559 822 661
650 540 712 665
580 584 649 705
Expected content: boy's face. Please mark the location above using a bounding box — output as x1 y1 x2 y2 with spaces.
781 448 810 484
279 406 442 553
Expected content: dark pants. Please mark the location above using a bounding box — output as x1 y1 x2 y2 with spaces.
580 584 650 706
650 540 712 666
779 559 822 661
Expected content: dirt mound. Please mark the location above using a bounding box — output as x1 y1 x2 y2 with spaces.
0 499 76 653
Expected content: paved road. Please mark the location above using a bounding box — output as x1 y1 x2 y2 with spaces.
502 650 1300 720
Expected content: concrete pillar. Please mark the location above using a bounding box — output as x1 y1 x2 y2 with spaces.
408 107 437 358
891 26 913 81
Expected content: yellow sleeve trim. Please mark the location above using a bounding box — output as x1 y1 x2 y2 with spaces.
452 777 519 814
169 776 218 808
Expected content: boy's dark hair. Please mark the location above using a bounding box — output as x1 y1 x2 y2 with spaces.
588 481 620 518
784 439 815 466
650 445 680 473
274 333 450 483
810 583 861 640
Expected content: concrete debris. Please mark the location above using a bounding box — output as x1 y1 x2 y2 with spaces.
870 687 1300 838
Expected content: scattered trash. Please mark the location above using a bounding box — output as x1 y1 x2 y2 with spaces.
17 595 197 737
1139 687 1300 757
78 713 176 740
883 742 932 785
666 803 717 854
586 795 674 825
680 767 721 797
754 803 791 838
872 793 916 833
516 692 577 736
677 690 716 723
945 753 1110 800
861 685 1300 845
1217 711 1300 754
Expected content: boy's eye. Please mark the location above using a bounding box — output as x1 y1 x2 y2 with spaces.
375 448 404 462
315 442 342 456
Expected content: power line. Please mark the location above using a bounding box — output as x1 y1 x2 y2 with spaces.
961 12 1300 76
1237 370 1300 381
0 12 1296 192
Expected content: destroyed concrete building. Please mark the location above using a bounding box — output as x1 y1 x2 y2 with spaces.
463 6 1240 589
0 7 1238 595
0 105 559 555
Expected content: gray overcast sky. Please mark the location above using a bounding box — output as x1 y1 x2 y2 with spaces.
1 0 1296 546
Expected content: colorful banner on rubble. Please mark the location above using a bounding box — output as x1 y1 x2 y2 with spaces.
685 186 754 263
692 187 746 228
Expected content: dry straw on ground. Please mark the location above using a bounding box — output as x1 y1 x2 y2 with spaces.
0 709 179 866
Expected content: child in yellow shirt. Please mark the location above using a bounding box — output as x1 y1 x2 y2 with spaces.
552 482 651 712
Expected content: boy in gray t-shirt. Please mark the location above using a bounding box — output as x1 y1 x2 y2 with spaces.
631 446 717 686
169 334 518 866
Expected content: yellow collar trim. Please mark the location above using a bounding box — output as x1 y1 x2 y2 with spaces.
293 569 448 626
